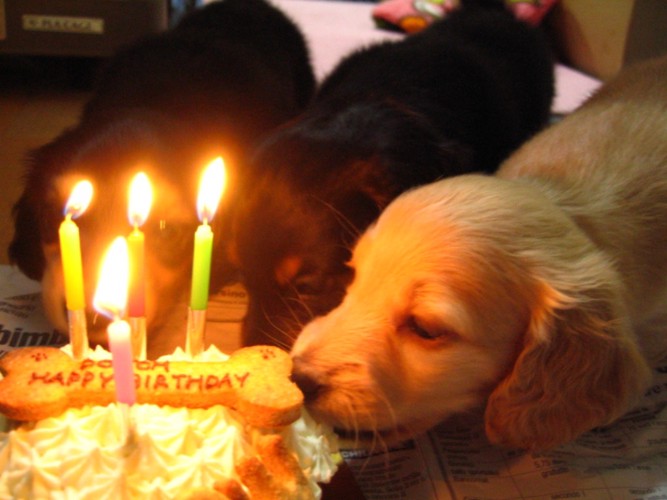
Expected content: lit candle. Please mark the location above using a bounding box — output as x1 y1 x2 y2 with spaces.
187 157 226 356
59 180 93 360
127 172 152 360
107 315 135 405
93 237 136 405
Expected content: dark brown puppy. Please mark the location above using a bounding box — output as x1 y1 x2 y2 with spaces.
231 4 554 348
8 0 315 357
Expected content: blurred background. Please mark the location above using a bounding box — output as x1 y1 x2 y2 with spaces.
1 0 665 266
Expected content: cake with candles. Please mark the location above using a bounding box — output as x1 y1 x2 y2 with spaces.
0 343 339 499
0 195 339 499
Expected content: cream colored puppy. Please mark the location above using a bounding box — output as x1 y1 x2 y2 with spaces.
290 55 667 451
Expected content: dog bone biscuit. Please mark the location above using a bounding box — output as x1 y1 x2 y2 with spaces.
0 345 303 427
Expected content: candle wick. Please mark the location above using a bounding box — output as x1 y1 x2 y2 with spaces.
130 212 143 228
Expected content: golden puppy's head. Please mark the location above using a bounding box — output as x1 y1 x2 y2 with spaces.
291 175 651 450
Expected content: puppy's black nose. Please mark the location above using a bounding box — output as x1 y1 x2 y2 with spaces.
291 356 324 402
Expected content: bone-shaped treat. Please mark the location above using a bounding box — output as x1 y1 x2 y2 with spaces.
0 345 303 427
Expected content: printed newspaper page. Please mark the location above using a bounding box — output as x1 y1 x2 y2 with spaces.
2 264 667 498
0 265 67 357
343 363 667 499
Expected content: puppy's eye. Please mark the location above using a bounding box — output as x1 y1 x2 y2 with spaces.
406 316 437 340
146 219 193 265
155 219 188 240
404 316 456 342
293 274 323 296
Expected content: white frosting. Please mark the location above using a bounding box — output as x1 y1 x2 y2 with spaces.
0 345 339 499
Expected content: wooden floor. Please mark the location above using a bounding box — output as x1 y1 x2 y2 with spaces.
0 56 93 266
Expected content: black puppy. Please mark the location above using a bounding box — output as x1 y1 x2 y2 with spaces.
9 0 315 357
231 4 554 348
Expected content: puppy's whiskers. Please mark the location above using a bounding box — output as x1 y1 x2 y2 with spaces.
355 406 393 472
367 414 384 458
255 310 293 350
373 392 398 459
379 390 401 438
91 312 101 326
343 398 368 467
279 284 316 341
313 197 362 243
283 277 317 321
284 294 314 326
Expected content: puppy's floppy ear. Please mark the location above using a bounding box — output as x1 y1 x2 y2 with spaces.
322 158 392 248
8 131 78 281
484 278 652 451
8 189 48 280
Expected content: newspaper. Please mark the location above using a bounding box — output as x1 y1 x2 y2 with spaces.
2 264 667 498
342 372 667 498
0 265 67 357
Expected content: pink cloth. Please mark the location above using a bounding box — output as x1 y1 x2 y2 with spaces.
508 0 559 25
372 0 558 33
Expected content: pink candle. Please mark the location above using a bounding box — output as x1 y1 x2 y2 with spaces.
107 318 136 405
93 237 136 404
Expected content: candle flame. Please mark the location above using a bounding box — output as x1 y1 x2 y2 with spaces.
196 157 226 223
64 180 93 219
128 172 153 227
93 237 129 320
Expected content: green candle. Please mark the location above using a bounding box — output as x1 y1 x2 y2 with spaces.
190 222 213 310
189 157 226 312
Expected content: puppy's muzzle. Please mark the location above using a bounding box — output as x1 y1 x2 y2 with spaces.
291 356 325 403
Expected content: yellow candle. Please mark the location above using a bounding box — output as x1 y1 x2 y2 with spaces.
59 180 93 311
59 180 93 360
59 215 85 310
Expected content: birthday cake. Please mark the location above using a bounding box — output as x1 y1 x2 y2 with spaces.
0 344 339 499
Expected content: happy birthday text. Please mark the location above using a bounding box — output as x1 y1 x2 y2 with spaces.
28 358 251 392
